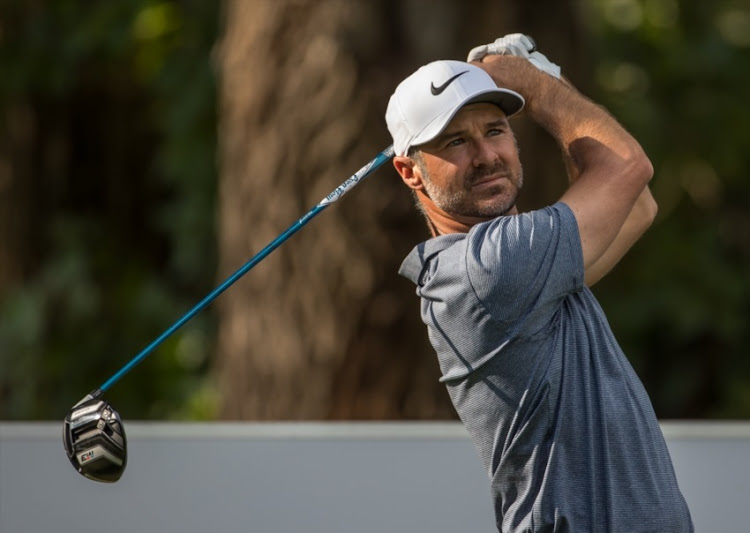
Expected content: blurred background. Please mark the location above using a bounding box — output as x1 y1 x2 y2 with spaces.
1 0 749 422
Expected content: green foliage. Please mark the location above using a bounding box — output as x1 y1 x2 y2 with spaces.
588 0 750 417
0 0 220 420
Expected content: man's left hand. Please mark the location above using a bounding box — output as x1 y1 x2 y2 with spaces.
467 33 562 80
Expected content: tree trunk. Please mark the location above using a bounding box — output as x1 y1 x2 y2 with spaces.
0 100 36 298
215 0 588 419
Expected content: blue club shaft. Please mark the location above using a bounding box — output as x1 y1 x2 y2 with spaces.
100 146 395 392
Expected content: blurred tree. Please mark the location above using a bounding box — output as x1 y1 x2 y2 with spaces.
586 0 750 418
2 0 749 422
0 99 33 298
0 1 219 419
214 0 586 419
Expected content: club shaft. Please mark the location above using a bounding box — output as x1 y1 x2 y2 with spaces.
99 146 395 392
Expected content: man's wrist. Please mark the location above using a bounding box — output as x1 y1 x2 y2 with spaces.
474 55 554 109
523 73 574 117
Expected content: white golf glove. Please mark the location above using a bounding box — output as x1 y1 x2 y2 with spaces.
467 33 562 79
467 33 536 61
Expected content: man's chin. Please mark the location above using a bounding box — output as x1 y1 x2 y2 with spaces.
433 185 520 219
475 191 519 217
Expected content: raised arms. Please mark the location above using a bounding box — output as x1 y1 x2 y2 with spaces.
476 56 655 285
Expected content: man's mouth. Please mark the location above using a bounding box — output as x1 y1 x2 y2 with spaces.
471 173 507 190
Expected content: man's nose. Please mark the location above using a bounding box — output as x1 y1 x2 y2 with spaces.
472 139 499 167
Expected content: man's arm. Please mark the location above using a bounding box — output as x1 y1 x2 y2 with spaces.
553 76 658 286
583 188 657 286
476 56 655 281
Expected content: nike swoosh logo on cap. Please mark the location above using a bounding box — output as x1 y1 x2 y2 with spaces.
430 71 469 95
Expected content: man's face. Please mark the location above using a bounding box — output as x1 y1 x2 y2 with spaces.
412 103 523 218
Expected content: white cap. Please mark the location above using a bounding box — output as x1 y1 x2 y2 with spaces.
386 60 525 157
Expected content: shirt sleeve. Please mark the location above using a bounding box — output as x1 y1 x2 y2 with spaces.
465 202 584 333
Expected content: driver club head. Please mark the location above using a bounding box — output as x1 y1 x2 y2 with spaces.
63 391 127 483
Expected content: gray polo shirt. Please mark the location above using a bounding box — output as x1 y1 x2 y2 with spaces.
399 203 693 532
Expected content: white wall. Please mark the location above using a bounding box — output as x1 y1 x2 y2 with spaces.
1 422 748 532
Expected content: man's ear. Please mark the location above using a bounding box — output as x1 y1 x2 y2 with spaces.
393 156 425 191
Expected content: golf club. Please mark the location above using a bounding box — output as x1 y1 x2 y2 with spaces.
63 145 395 482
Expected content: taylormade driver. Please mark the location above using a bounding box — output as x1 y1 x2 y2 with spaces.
62 146 394 482
63 389 126 482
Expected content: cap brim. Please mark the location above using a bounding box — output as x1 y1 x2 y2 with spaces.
410 88 524 149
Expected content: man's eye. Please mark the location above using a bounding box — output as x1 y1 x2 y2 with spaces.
447 138 464 147
488 128 504 136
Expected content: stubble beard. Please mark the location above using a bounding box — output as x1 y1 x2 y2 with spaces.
420 160 524 219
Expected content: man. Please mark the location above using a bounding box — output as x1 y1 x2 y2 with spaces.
386 35 693 532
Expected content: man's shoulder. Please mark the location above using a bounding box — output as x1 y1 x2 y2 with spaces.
398 203 578 285
465 202 578 256
473 202 576 236
398 233 465 284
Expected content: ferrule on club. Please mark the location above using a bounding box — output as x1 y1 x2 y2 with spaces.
319 146 395 207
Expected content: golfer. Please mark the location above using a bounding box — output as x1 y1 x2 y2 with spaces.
386 35 693 532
